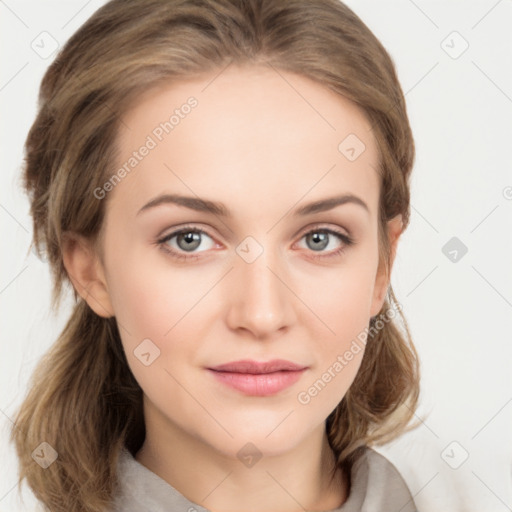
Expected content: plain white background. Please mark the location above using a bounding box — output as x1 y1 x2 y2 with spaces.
1 1 511 511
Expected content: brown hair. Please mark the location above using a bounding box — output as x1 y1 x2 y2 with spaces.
10 0 419 510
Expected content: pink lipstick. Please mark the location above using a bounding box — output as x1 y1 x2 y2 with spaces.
207 359 307 396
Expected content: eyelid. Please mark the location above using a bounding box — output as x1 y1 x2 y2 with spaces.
294 222 352 240
156 222 215 240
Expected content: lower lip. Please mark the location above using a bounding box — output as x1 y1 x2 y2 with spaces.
208 369 306 396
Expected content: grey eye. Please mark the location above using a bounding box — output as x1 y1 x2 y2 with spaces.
305 231 330 251
176 231 202 252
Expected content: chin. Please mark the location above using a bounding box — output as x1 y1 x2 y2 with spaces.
204 418 312 460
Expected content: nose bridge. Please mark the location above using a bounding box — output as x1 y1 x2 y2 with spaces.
227 235 294 336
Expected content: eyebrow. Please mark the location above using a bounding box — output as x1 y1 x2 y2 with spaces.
136 192 370 217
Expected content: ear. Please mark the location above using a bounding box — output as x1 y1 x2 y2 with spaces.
61 232 114 318
369 214 403 317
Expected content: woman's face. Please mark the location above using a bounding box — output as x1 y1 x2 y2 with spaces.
82 65 401 458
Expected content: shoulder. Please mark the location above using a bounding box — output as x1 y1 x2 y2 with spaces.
340 447 417 512
109 447 209 512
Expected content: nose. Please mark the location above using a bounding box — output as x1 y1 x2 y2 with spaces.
225 245 296 339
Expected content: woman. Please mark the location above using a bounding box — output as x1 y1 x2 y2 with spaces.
11 1 420 510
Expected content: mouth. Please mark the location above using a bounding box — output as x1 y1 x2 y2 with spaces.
207 359 308 396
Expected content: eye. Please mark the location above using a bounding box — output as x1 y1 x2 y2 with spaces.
296 227 354 260
156 224 355 262
157 226 216 261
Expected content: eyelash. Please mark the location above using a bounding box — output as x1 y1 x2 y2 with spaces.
155 224 355 262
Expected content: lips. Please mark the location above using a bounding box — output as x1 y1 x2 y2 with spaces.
207 359 308 396
209 359 307 374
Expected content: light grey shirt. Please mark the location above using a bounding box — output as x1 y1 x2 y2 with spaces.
111 446 417 512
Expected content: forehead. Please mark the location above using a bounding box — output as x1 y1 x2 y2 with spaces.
109 64 380 220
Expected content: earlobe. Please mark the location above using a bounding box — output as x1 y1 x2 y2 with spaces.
369 214 403 318
61 232 115 318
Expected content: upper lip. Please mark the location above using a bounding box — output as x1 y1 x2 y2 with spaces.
208 359 307 374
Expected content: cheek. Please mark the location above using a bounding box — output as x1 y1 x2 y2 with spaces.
109 270 169 340
106 248 210 339
295 259 376 407
299 257 377 336
105 254 220 389
296 283 369 414
107 262 203 402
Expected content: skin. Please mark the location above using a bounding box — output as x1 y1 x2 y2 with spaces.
62 64 402 512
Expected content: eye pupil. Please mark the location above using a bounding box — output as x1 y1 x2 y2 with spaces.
307 231 329 251
178 231 201 251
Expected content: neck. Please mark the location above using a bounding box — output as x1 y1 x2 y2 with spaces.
135 403 348 512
